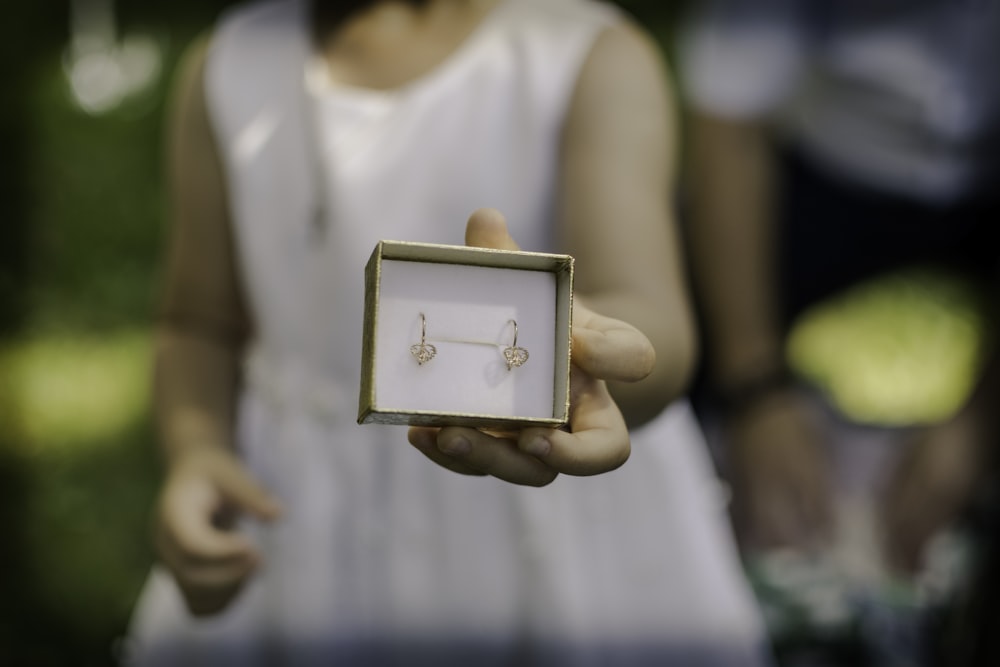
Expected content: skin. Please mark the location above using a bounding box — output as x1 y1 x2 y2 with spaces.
685 112 833 553
154 0 695 616
881 354 998 573
411 14 695 481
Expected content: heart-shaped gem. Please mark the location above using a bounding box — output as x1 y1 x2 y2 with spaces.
503 346 529 370
410 342 437 365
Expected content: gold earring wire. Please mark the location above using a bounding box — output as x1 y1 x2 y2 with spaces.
409 313 437 365
502 319 529 370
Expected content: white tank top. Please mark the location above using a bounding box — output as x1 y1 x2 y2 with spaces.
205 0 616 386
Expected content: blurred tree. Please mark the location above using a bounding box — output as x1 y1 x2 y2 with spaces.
0 4 66 664
116 0 240 28
0 5 64 334
614 0 691 35
0 5 216 664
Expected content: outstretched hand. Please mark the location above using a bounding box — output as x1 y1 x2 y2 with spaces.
882 408 984 575
726 388 833 553
407 209 655 486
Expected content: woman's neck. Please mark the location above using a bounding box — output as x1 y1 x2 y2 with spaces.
312 0 500 91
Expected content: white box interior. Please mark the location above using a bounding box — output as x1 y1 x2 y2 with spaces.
373 259 557 419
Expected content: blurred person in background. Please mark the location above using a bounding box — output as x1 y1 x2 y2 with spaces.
677 0 1000 663
124 0 772 664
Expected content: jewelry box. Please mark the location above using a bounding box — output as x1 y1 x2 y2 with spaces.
358 240 574 428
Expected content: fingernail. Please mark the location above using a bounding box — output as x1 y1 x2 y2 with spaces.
440 436 471 455
522 435 550 458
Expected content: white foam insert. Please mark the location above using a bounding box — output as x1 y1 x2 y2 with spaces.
374 259 557 419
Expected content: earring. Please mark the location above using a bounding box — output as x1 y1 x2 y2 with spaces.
502 319 529 370
410 313 437 365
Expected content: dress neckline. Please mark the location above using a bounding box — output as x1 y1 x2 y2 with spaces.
305 0 513 104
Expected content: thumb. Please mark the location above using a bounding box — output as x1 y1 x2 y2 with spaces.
214 463 283 522
572 306 656 383
465 208 521 251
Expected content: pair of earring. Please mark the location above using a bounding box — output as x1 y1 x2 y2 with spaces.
410 313 529 370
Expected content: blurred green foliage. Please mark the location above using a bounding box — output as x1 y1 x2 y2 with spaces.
1 3 234 665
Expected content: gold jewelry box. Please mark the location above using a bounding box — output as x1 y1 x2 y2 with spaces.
358 240 573 429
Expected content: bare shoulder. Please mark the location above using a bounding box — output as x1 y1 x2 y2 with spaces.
576 17 673 106
166 33 226 215
160 32 248 341
169 35 212 132
565 15 676 151
563 14 676 174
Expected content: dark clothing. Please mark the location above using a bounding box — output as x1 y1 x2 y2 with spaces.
778 147 1000 326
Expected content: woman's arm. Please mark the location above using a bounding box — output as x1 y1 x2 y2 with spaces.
685 110 834 551
685 112 785 396
407 19 695 484
558 19 698 427
153 39 281 617
156 37 248 463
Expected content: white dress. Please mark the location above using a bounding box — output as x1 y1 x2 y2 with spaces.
126 1 770 664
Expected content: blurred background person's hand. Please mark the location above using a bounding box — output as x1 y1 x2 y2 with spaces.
726 388 833 553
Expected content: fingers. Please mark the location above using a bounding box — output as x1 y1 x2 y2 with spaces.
212 457 284 521
737 491 798 550
158 523 255 617
155 449 282 616
571 307 655 383
882 491 926 574
155 501 261 617
441 427 560 486
407 372 630 483
882 459 925 573
535 372 630 475
158 451 282 571
464 208 521 251
742 479 832 552
883 420 983 575
881 441 953 574
161 488 259 563
410 425 558 486
408 427 488 477
727 394 834 553
740 470 833 552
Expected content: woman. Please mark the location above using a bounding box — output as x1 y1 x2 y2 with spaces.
126 0 770 664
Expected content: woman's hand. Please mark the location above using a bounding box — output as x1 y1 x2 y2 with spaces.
725 388 834 553
881 407 985 574
154 446 282 616
407 209 655 486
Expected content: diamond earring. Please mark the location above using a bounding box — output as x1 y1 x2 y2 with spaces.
502 319 529 370
409 313 437 365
